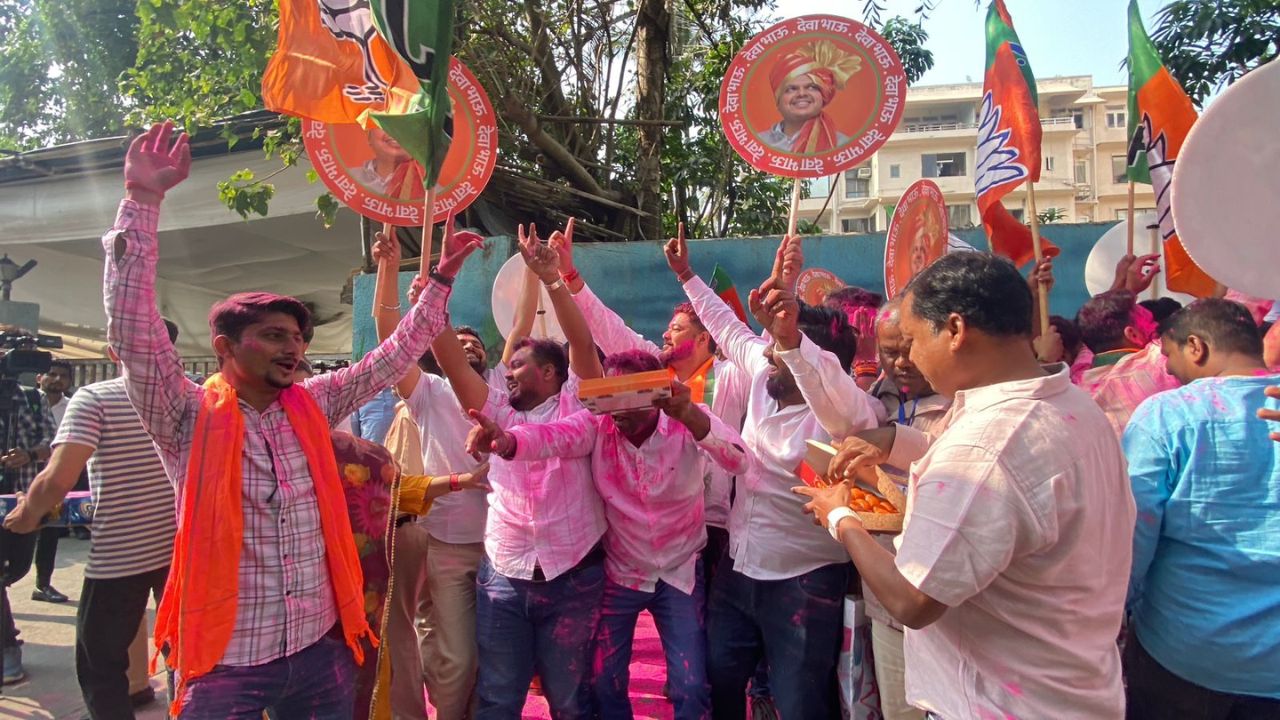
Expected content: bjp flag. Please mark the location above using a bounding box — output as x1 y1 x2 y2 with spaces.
262 0 420 125
974 0 1059 267
1125 0 1217 297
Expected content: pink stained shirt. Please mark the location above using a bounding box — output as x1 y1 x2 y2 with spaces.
102 200 451 667
894 367 1135 720
571 282 750 530
508 406 749 594
1077 342 1180 438
480 376 607 581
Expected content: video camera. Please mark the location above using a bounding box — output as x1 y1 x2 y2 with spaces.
0 331 63 378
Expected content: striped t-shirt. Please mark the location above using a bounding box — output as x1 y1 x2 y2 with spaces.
54 377 176 579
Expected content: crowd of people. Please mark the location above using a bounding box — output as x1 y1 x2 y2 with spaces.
1 120 1278 720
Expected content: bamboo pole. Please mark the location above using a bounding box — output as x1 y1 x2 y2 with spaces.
787 177 802 238
1148 222 1161 301
1125 180 1136 256
1026 184 1050 336
420 185 438 276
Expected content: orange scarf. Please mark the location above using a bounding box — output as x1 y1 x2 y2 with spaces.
154 374 375 715
673 356 716 405
791 113 841 155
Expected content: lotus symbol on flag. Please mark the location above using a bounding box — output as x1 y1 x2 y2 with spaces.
975 92 1029 198
317 0 391 104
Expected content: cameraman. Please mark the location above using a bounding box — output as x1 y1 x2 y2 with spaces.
0 351 55 684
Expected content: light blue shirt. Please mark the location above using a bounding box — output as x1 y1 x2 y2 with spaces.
351 388 399 446
1123 374 1280 698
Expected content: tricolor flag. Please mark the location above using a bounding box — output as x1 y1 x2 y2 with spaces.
974 0 1059 266
710 265 749 324
368 0 456 188
1125 0 1218 297
261 0 419 124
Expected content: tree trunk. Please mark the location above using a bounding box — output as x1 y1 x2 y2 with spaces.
634 0 671 242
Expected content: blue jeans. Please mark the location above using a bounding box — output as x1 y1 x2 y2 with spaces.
475 553 605 719
593 569 709 720
174 632 355 719
706 561 851 719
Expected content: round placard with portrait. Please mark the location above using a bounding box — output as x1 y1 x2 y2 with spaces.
719 15 907 179
884 180 948 298
303 58 498 227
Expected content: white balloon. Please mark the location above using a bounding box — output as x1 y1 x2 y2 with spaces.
490 253 566 343
1172 60 1280 299
1084 213 1195 304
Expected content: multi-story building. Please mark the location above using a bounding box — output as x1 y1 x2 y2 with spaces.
799 75 1157 234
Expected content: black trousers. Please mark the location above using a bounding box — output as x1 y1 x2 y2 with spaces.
34 526 60 588
1125 634 1280 720
0 526 39 644
76 566 168 720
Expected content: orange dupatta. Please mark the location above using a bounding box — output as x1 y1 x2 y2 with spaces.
674 356 717 405
154 374 375 715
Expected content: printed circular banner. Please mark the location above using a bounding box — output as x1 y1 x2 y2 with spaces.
303 58 498 227
796 268 844 306
719 14 907 179
884 180 948 298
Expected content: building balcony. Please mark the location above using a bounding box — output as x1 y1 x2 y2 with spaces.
1041 117 1078 132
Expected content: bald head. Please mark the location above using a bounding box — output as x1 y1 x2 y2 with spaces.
875 296 934 398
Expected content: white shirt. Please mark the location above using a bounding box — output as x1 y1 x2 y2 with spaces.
45 393 69 429
894 368 1134 720
509 407 748 593
684 277 876 580
403 367 504 544
572 283 750 529
481 376 606 581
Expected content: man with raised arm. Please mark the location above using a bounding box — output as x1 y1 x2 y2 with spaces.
663 230 875 719
431 222 607 719
101 121 476 718
796 253 1134 719
554 223 749 586
467 349 749 720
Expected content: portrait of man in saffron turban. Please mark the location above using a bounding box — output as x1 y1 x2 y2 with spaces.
760 40 862 155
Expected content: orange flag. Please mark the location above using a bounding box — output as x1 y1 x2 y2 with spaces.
262 0 420 125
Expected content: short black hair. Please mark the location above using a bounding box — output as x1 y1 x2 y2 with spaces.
797 303 858 372
1139 297 1183 325
455 325 482 343
1076 290 1138 354
1048 315 1082 357
1160 298 1263 358
671 302 717 355
47 359 73 374
511 337 569 384
603 349 663 375
208 292 314 344
905 252 1032 337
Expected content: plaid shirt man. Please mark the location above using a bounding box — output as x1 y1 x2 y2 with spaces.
0 380 54 492
102 199 450 667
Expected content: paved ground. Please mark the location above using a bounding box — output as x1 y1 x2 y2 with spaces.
0 537 675 719
1 536 166 720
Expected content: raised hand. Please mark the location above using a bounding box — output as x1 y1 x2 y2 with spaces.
792 481 856 529
1028 257 1055 294
549 218 576 276
436 213 487 279
371 228 402 266
465 409 515 460
518 227 560 283
771 234 804 291
1124 253 1161 294
124 121 192 202
751 278 802 349
1033 324 1065 363
406 273 425 306
664 223 693 281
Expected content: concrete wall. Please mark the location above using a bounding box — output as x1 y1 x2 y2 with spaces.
352 222 1120 359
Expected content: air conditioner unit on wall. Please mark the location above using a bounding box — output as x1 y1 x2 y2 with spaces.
857 167 872 179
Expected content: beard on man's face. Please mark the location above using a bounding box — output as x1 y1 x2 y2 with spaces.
765 373 797 400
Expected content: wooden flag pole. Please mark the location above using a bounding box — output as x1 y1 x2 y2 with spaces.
1125 180 1136 256
420 185 438 277
787 178 802 238
1148 221 1161 301
1026 183 1050 336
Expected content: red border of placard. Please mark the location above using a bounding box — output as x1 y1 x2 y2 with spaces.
884 180 948 298
303 58 498 227
797 268 844 306
719 14 907 179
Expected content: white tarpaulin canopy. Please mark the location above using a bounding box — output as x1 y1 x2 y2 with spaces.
0 137 363 358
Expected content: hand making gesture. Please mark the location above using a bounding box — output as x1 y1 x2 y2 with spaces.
124 120 192 205
664 223 695 283
435 213 487 280
749 278 802 350
465 409 516 460
518 223 562 283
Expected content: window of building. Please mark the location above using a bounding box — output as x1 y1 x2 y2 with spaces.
1111 155 1128 184
948 204 973 229
842 217 873 234
1116 207 1156 220
889 164 900 179
1044 156 1056 172
806 176 831 199
1010 208 1025 223
1105 108 1126 129
1074 159 1089 184
844 168 871 199
921 152 966 178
